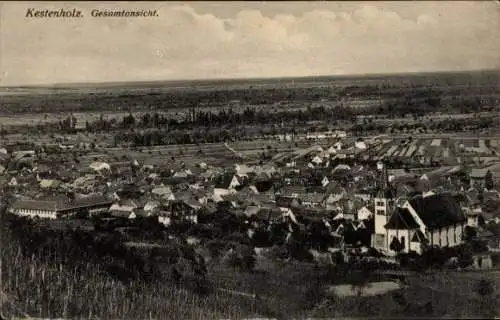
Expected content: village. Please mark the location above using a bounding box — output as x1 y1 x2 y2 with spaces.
2 130 500 271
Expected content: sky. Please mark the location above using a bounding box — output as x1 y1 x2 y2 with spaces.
0 1 499 86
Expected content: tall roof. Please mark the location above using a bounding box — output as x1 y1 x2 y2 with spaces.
408 193 466 229
385 207 419 229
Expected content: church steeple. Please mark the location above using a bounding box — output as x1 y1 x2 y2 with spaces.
372 160 392 251
376 160 394 200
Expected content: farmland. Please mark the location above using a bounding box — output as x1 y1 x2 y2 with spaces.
2 69 500 319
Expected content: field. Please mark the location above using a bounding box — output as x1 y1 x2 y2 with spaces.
2 69 500 318
1 70 499 116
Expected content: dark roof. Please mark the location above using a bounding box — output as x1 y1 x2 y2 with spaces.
12 199 58 211
385 208 419 229
409 193 466 229
11 194 112 212
71 195 112 208
214 175 235 189
275 195 299 208
298 193 325 203
256 207 282 221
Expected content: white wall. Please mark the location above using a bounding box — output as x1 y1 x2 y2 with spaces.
440 228 447 247
14 208 57 219
374 197 387 235
409 242 422 254
447 227 454 247
467 216 479 227
357 207 372 220
455 224 464 245
158 216 171 226
432 230 440 246
386 229 411 253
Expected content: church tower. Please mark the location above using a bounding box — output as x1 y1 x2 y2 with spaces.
372 161 393 251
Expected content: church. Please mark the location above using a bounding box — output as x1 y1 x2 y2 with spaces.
371 163 467 255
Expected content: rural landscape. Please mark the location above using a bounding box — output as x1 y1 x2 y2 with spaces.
1 69 500 319
2 1 500 319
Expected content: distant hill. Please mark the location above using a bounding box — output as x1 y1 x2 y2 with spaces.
1 69 498 93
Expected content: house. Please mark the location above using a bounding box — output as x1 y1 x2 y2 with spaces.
8 177 18 187
464 207 481 228
470 169 491 189
40 179 62 189
13 150 35 161
72 195 113 216
275 195 300 208
382 193 467 255
10 195 112 219
72 174 98 189
255 207 284 224
280 185 307 198
311 156 323 165
321 176 330 187
388 169 413 183
151 186 176 200
472 253 493 269
110 199 141 219
89 161 111 172
10 199 61 219
157 213 172 226
213 175 241 201
144 200 160 216
162 200 199 224
298 193 325 208
355 141 367 150
244 206 260 218
357 206 373 220
234 164 254 177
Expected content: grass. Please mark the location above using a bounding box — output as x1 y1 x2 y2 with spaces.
0 214 251 319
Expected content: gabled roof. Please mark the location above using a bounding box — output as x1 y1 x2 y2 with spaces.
72 194 112 208
12 199 59 211
409 193 466 229
385 207 419 229
411 230 427 243
275 195 300 208
470 169 490 179
298 193 325 203
152 186 174 196
214 174 238 189
244 205 260 217
256 207 282 221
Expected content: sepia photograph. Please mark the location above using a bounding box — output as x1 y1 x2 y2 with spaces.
0 1 499 319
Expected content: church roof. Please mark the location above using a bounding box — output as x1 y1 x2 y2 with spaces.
385 207 419 229
408 193 466 229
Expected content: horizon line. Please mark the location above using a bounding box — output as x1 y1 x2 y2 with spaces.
1 68 499 89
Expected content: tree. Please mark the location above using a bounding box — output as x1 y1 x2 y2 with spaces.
485 170 494 190
475 278 497 318
464 226 477 242
476 278 495 297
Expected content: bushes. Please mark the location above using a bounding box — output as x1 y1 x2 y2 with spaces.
224 245 256 272
1 213 251 319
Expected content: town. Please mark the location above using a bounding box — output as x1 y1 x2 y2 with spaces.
3 131 500 258
1 1 500 316
1 103 500 317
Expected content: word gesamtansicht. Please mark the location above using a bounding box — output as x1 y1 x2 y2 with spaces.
91 9 158 18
